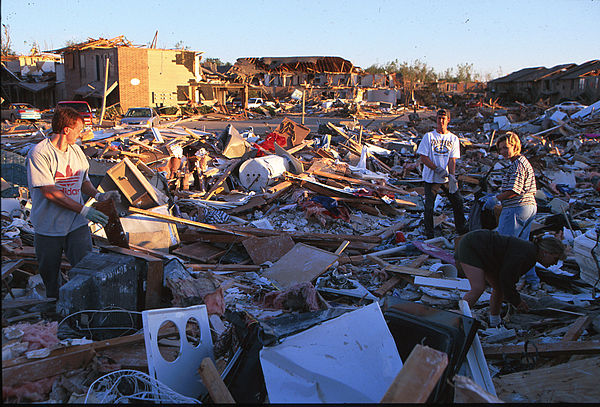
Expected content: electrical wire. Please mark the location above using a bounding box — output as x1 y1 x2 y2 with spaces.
84 369 200 404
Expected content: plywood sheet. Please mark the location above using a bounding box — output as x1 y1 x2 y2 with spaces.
173 242 227 263
262 243 338 290
242 234 295 265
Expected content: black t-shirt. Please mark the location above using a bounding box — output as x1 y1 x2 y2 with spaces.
456 229 537 306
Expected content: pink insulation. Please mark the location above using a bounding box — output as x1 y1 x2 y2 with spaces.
14 321 59 351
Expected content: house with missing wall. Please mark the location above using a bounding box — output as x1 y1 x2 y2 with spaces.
52 36 205 111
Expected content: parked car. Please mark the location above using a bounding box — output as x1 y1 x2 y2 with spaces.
56 101 94 126
1 103 42 122
247 98 264 109
120 107 161 128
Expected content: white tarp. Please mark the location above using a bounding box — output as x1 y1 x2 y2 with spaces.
259 302 402 403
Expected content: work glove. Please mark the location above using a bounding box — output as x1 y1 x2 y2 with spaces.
448 174 458 194
95 190 121 204
433 166 449 180
480 193 499 210
80 206 108 226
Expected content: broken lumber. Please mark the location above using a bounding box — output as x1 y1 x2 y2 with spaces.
375 254 429 297
198 357 235 403
128 206 250 237
483 340 600 358
380 344 448 403
453 375 504 403
493 355 600 403
562 316 592 342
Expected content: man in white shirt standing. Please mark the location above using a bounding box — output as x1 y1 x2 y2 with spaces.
417 109 467 239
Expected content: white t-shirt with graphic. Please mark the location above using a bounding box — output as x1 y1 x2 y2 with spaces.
27 138 91 236
416 130 460 183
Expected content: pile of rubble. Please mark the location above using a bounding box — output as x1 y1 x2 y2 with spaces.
2 99 600 403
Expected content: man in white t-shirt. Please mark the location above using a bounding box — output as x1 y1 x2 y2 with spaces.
27 107 120 299
416 109 466 239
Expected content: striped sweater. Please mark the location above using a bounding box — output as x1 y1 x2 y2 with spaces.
501 155 537 208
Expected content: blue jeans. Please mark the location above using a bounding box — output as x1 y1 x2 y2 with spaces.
497 205 539 284
34 225 93 298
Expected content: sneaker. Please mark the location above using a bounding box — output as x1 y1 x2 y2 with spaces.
528 281 540 291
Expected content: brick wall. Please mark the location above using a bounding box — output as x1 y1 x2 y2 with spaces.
117 48 150 110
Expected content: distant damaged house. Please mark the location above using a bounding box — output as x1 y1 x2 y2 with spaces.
232 56 360 87
52 36 205 111
231 56 366 100
488 60 600 104
0 53 63 108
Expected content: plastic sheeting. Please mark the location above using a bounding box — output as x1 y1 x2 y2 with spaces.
259 302 402 403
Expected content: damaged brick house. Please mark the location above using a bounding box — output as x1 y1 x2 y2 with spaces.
53 36 205 111
488 60 600 104
231 56 364 100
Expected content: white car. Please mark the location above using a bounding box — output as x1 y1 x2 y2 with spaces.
247 98 264 109
1 103 42 121
120 107 161 127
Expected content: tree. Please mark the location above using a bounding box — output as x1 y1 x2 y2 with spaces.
364 59 437 82
174 41 190 50
1 24 16 56
455 62 474 82
204 57 231 67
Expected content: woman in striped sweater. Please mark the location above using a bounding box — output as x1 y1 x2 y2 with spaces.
482 131 540 289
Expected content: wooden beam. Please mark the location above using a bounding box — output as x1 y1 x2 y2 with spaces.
483 340 600 358
2 348 95 387
198 357 235 403
128 207 250 237
380 344 448 403
204 158 242 200
493 355 600 403
562 316 592 342
375 254 430 297
453 375 504 403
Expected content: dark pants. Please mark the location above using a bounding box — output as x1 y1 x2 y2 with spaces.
34 225 92 298
424 182 467 238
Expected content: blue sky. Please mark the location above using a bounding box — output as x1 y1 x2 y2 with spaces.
1 0 598 79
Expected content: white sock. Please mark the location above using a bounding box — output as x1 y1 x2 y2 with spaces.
489 314 501 327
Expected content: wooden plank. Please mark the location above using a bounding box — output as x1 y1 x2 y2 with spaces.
493 355 600 403
188 264 261 272
483 340 600 358
199 357 235 403
128 206 250 237
562 316 592 341
92 199 129 248
375 254 429 297
2 259 24 278
1 297 55 310
145 259 164 310
242 234 295 265
204 158 242 200
172 242 227 263
262 243 339 290
380 344 448 403
453 375 504 403
227 195 267 215
2 348 95 387
385 264 434 277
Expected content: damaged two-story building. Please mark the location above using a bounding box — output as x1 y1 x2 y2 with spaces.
52 36 206 111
